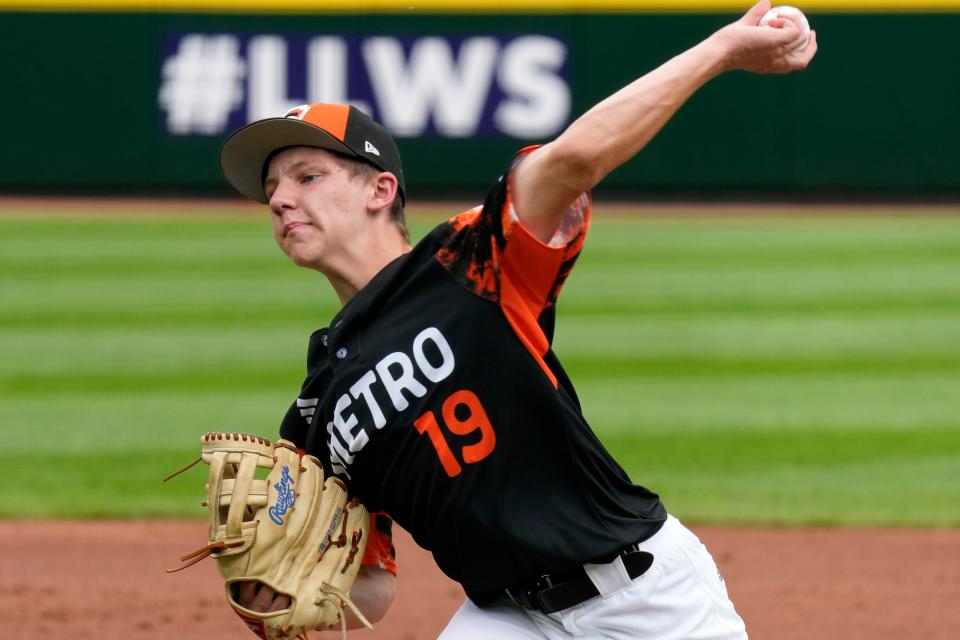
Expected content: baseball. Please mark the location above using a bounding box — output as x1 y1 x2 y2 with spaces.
759 5 811 53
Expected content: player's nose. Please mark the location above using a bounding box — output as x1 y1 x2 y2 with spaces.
268 181 297 216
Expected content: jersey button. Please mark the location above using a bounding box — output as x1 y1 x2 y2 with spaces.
335 347 348 359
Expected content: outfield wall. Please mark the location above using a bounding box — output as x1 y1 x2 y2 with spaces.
1 2 958 197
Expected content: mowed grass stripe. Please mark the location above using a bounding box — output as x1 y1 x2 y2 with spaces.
574 375 960 434
602 429 960 527
4 312 959 374
5 352 959 394
1 211 958 524
2 429 955 524
0 450 222 519
0 391 297 456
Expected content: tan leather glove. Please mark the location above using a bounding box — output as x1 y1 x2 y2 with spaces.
168 432 371 639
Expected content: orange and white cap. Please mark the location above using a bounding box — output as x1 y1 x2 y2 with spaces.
220 103 406 204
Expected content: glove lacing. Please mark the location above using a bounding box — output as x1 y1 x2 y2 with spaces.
318 582 373 639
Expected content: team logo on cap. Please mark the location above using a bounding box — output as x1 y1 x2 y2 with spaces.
364 140 381 156
284 105 311 120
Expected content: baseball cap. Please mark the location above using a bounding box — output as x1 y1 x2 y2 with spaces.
220 103 405 204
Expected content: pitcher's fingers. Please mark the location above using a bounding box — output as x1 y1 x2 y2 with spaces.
740 0 773 26
764 18 803 47
250 582 279 612
266 594 292 612
783 13 810 50
236 580 259 607
795 31 818 66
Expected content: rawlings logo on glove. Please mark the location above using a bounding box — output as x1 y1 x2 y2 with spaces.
269 466 296 525
166 432 372 639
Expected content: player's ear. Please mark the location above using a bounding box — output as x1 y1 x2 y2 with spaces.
368 172 399 214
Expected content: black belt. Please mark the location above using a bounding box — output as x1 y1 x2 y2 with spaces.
503 548 655 615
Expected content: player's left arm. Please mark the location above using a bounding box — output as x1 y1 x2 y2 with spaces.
340 565 396 627
512 0 817 242
236 510 397 628
237 565 395 629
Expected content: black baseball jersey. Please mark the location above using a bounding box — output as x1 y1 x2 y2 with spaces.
279 150 667 598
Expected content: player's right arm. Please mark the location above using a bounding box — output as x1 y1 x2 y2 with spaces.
512 0 817 243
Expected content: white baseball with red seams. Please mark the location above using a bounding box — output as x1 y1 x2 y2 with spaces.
759 5 811 53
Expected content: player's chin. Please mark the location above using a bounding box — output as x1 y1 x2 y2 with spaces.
277 235 310 261
284 245 324 270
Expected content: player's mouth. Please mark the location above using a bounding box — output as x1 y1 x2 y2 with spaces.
283 221 310 237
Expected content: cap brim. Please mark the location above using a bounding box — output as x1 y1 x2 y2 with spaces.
220 118 357 203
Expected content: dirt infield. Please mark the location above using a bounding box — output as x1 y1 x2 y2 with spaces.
3 195 959 218
2 521 957 639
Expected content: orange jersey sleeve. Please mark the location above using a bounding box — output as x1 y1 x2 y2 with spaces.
361 512 397 576
436 146 591 388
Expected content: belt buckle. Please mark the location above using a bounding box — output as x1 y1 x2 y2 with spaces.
622 541 641 555
505 586 536 610
506 574 553 612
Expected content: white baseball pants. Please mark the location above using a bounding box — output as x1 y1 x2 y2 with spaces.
439 516 747 640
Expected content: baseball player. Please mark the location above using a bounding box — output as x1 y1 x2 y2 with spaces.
218 2 816 637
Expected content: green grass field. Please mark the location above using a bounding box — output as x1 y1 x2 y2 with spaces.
2 206 958 526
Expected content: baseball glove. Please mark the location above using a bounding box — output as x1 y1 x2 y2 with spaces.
166 432 371 639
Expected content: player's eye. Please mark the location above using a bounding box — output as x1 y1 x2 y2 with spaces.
300 174 318 185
